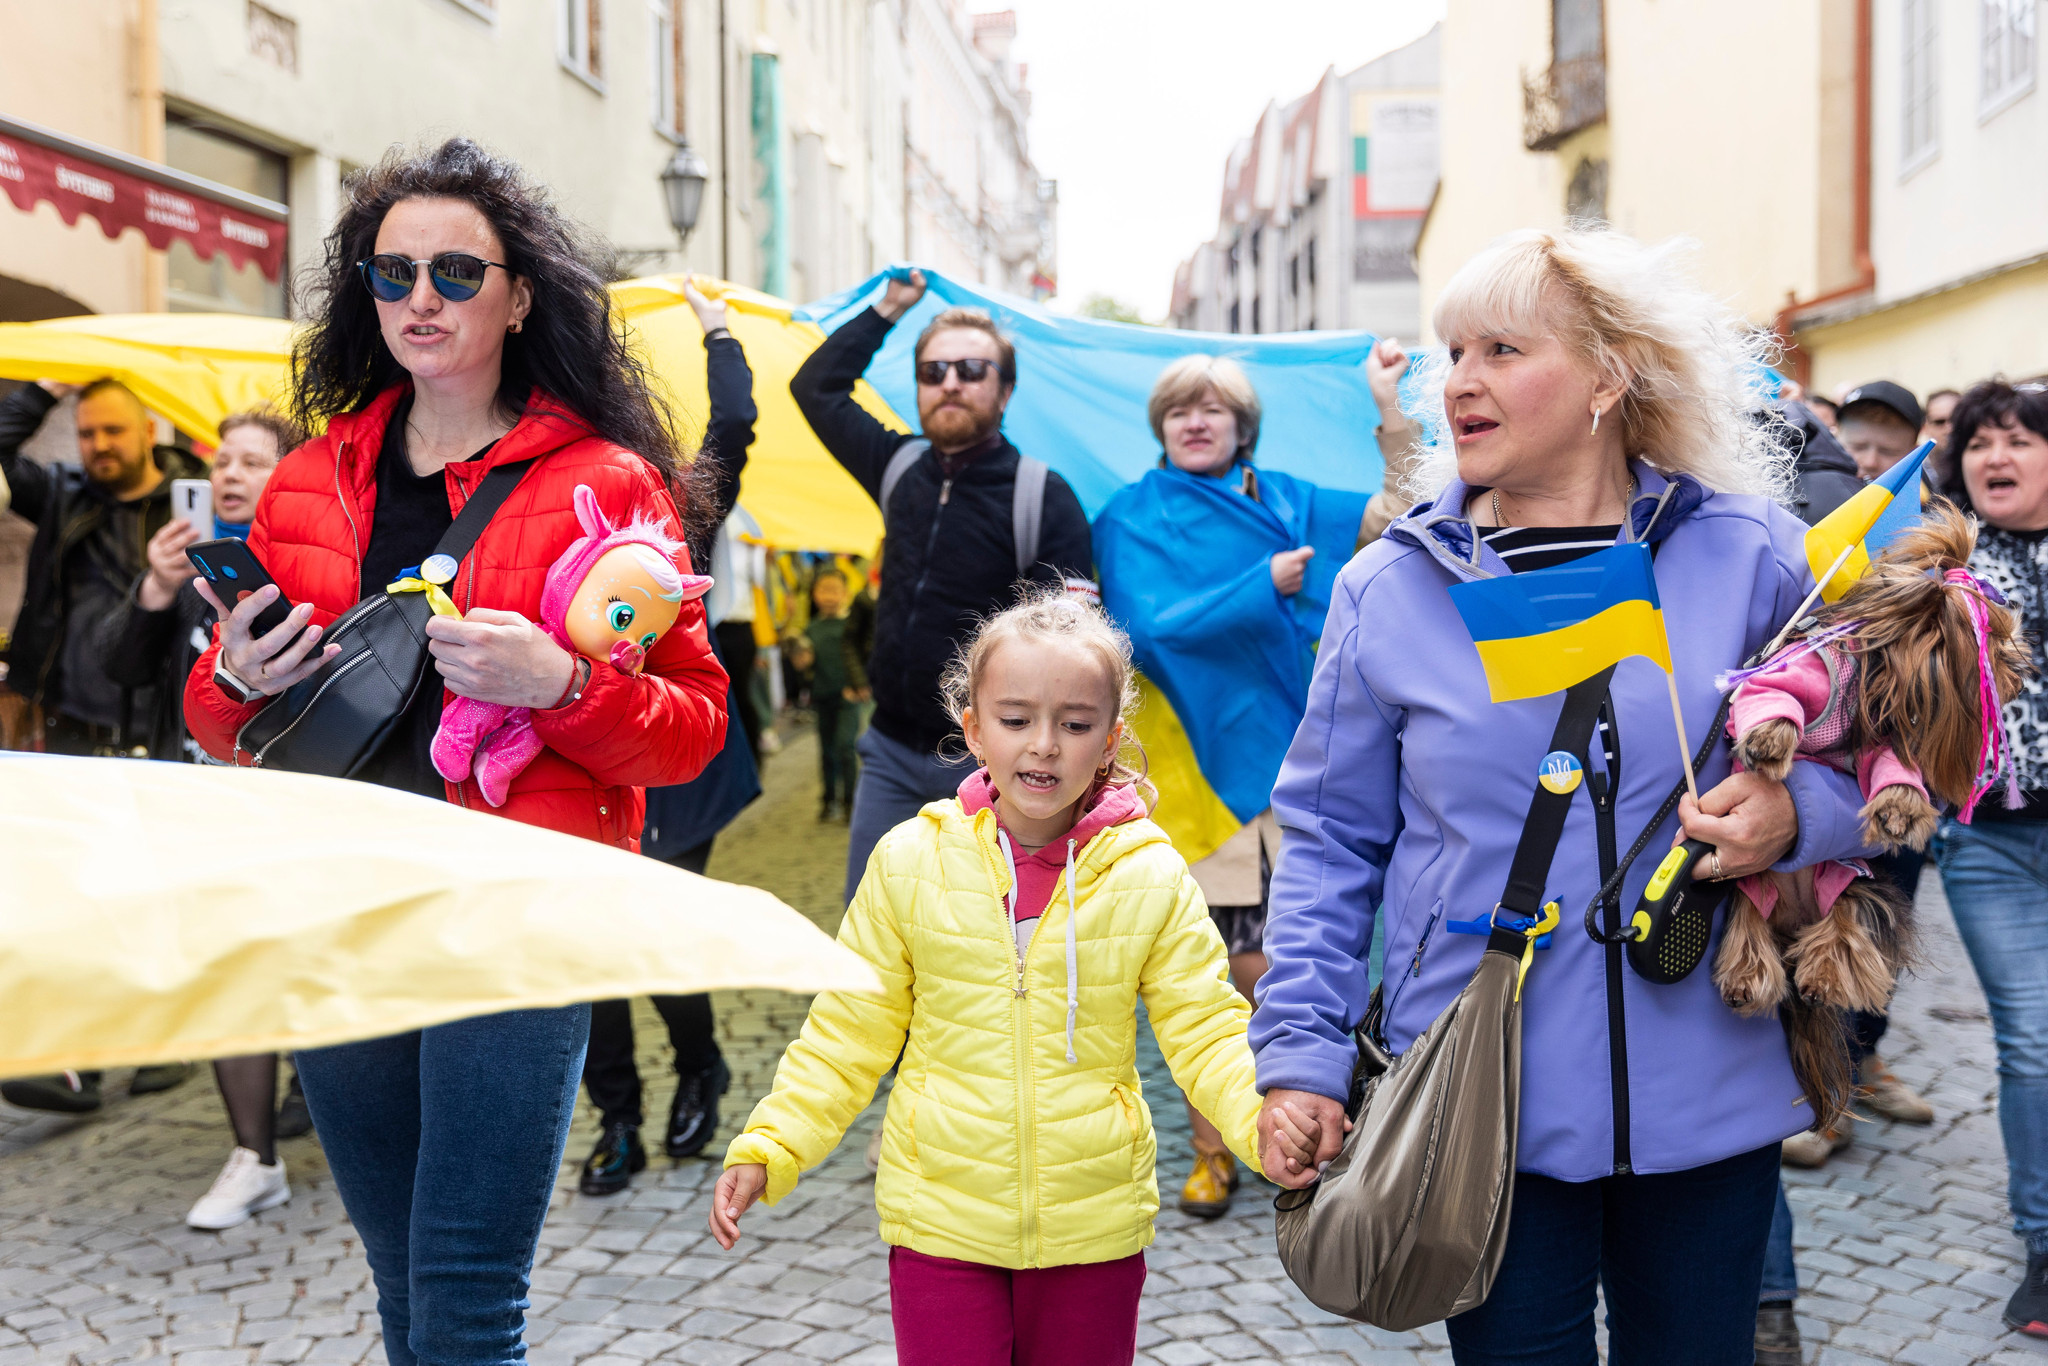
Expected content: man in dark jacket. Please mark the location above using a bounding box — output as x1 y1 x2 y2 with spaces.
0 377 199 1113
791 268 1095 903
0 378 208 756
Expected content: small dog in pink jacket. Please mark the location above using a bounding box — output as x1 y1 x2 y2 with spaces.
433 484 711 806
1716 506 2025 1027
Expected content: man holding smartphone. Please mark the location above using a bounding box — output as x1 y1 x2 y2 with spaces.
0 376 204 1114
0 377 208 758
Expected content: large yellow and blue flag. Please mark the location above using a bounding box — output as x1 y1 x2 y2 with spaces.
1449 542 1674 702
1805 439 1935 602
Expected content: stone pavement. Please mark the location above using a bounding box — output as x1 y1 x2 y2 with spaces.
4 724 2046 1364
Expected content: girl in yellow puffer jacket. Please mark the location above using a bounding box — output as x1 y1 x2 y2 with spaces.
711 589 1326 1366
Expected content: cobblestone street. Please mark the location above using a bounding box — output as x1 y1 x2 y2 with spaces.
5 726 2048 1364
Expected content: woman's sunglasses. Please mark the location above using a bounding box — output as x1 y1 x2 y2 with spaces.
915 357 999 386
357 252 511 304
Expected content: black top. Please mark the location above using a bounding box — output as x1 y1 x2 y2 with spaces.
1482 524 1622 573
353 397 497 800
789 306 1094 752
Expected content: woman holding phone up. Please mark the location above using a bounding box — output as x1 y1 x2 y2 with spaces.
182 139 728 1366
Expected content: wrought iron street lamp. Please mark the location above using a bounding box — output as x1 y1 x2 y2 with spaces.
660 141 710 242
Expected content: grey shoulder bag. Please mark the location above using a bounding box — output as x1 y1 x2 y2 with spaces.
1274 665 1615 1331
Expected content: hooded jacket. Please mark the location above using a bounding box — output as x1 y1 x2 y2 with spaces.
725 775 1263 1269
1251 464 1877 1183
182 385 728 849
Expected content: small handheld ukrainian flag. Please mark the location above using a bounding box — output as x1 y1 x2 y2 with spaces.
1805 439 1935 602
1449 542 1673 703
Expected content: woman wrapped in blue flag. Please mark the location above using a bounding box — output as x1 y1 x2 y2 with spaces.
1092 346 1411 1216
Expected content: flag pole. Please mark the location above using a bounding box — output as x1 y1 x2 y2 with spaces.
1666 670 1700 806
1762 542 1859 660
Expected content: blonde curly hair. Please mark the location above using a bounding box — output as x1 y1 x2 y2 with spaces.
941 585 1153 803
1402 227 1795 505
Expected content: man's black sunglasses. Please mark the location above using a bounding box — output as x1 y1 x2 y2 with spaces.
357 252 511 304
915 357 999 386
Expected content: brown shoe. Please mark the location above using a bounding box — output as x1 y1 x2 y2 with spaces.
1856 1052 1935 1124
1178 1149 1239 1218
1781 1122 1853 1168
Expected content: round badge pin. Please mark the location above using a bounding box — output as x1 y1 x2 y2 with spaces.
1538 750 1584 795
421 554 459 585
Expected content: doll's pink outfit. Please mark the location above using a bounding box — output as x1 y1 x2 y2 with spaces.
432 485 710 806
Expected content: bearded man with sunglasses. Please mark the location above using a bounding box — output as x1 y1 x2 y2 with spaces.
792 268 1095 903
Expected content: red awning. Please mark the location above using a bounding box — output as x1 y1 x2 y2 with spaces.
0 113 287 282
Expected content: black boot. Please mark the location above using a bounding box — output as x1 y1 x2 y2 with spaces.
274 1070 313 1139
665 1057 731 1159
1754 1299 1801 1365
130 1063 193 1095
580 1119 646 1196
2008 1248 2048 1338
1 1071 103 1114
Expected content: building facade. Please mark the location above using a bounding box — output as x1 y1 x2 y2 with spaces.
1414 0 2044 396
1168 25 1440 338
1 0 1053 326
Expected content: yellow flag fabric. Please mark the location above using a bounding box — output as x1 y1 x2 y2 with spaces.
0 756 879 1077
612 275 905 554
0 277 909 553
1130 676 1246 868
0 312 293 447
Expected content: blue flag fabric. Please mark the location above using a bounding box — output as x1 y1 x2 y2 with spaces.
795 268 1389 514
1094 465 1368 823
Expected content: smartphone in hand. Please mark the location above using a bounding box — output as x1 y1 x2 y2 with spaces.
170 478 214 539
185 538 297 637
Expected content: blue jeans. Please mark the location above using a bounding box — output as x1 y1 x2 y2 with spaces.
1760 1180 1798 1301
1936 817 2048 1255
1446 1143 1781 1365
844 725 977 905
296 1006 591 1366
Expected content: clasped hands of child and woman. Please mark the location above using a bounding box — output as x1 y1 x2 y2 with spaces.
707 1097 1341 1249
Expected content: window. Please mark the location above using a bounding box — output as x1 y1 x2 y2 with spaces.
560 0 603 87
1903 0 1940 165
649 0 683 135
164 116 288 317
1981 0 2036 114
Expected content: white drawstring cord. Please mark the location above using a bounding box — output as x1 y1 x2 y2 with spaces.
1064 839 1079 1064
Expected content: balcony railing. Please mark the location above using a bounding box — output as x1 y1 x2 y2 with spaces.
1522 55 1607 151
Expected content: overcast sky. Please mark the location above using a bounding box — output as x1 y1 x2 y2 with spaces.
1006 0 1446 320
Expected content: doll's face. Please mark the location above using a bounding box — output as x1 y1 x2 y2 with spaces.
565 546 684 668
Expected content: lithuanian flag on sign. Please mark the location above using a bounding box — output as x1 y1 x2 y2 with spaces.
1449 542 1674 703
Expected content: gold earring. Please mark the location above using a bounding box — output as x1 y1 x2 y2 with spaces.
508 319 523 334
1590 405 1602 437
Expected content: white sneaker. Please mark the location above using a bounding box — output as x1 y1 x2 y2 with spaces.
187 1147 290 1229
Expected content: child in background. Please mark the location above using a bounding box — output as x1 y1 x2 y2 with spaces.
805 566 866 822
710 588 1325 1366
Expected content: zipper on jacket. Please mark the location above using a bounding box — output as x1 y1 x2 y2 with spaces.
1379 898 1443 1024
1587 694 1632 1176
896 476 952 684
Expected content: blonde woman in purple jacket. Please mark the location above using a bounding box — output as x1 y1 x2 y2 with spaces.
1249 229 1878 1365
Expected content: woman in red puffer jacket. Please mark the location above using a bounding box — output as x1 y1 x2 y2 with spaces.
182 139 727 1366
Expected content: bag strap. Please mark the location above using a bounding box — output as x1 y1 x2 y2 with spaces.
877 439 928 528
428 458 537 566
1013 455 1048 576
1486 665 1617 953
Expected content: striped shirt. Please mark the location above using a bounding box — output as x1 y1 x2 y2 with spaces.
1481 524 1621 574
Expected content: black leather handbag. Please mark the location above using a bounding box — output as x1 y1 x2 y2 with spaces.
233 459 535 777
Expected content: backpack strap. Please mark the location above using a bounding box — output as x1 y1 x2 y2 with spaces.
1012 455 1048 576
877 439 929 530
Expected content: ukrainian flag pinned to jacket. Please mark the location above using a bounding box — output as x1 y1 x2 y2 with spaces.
1449 542 1673 703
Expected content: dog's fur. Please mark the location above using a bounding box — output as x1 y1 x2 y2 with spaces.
1713 504 2028 1128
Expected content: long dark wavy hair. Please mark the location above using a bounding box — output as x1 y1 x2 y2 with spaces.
289 138 712 540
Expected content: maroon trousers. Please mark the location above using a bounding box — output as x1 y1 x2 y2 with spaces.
888 1246 1147 1366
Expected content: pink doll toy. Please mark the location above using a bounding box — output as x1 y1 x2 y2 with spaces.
432 484 710 806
